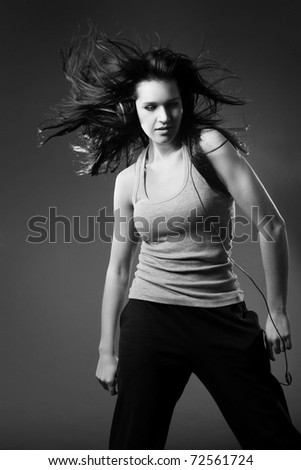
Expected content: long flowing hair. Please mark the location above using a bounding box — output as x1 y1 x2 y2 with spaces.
39 25 249 194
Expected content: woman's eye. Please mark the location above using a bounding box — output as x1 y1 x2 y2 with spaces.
144 102 180 111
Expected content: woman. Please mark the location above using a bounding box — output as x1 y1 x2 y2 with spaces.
40 27 301 450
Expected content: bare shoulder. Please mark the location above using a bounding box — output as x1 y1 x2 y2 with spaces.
117 161 136 183
115 161 137 206
200 128 234 155
200 128 244 170
198 129 283 227
199 128 249 191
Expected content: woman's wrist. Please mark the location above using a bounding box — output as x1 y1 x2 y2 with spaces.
268 306 288 317
98 344 115 355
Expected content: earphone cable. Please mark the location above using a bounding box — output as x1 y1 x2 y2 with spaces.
190 162 292 386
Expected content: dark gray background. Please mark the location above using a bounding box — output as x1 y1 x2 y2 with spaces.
1 0 301 449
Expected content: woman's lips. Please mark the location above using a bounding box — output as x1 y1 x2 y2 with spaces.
155 126 172 131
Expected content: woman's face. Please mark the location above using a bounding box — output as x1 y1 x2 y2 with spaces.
135 79 183 147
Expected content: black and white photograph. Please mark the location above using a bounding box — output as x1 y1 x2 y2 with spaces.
1 0 301 457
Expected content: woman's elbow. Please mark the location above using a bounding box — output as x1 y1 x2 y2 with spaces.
257 213 286 242
272 214 286 231
265 214 287 241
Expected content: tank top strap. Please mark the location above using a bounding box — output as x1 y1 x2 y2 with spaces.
132 146 148 206
183 143 192 176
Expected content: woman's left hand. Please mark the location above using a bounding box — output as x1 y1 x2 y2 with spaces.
265 312 292 361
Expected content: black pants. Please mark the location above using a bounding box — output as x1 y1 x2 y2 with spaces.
109 299 301 450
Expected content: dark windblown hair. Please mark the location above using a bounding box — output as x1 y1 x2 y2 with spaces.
39 25 249 194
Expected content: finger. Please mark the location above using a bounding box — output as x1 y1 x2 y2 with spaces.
108 379 118 396
279 339 291 353
285 337 292 350
113 376 118 394
279 338 287 353
282 334 292 350
273 338 281 355
96 377 109 391
267 341 275 361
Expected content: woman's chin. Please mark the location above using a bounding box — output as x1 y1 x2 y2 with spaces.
151 133 179 146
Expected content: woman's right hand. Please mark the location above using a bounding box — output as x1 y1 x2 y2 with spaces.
95 351 119 395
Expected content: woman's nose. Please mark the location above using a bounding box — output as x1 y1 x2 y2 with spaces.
158 106 170 122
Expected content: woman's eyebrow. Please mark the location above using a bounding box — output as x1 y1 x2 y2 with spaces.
142 97 181 104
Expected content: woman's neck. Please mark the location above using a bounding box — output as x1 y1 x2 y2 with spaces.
148 139 183 165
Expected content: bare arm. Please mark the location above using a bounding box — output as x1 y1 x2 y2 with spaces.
96 166 140 393
200 129 291 360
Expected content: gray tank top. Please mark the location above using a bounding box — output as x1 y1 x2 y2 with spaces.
128 143 244 307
